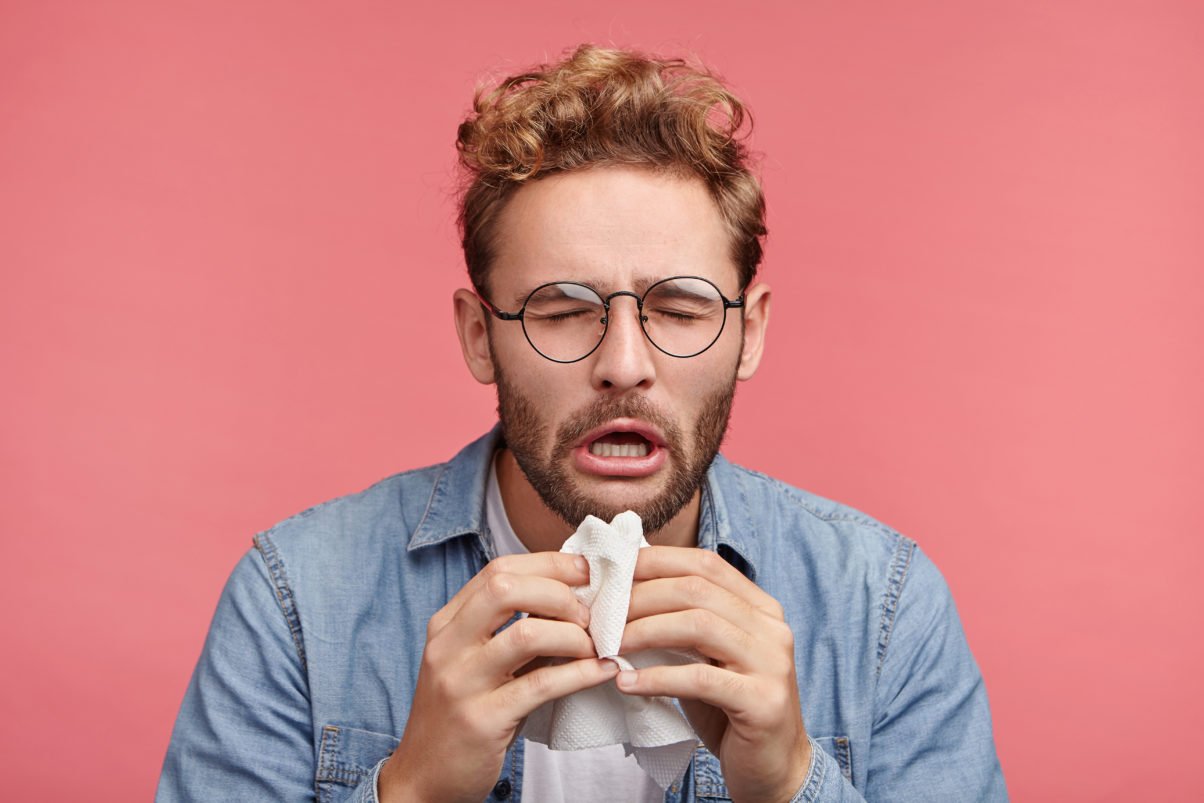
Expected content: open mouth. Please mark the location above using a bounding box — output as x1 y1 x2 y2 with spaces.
573 419 668 478
588 431 652 458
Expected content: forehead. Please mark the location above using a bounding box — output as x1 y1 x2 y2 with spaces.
489 166 739 305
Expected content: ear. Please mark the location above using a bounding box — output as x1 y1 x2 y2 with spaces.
736 282 771 381
453 288 497 385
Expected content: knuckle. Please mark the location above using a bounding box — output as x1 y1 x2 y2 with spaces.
484 571 515 603
488 555 517 573
522 665 553 698
420 638 443 669
761 681 792 715
693 662 718 691
680 575 710 605
507 618 538 652
561 585 582 613
762 598 786 620
687 607 713 637
769 618 795 649
556 551 582 574
698 549 726 578
480 557 513 585
428 664 458 701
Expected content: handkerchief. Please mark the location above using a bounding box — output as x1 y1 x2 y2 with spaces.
521 511 699 789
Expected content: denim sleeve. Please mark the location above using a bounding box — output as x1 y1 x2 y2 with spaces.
789 545 1008 803
155 549 382 802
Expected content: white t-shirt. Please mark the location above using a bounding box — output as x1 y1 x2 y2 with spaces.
484 460 664 803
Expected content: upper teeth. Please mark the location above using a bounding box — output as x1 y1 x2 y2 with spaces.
589 442 649 458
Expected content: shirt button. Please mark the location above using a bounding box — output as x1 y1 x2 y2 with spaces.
492 779 512 799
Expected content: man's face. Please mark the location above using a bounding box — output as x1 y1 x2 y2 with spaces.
483 166 751 533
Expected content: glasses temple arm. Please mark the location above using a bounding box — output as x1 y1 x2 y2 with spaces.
475 293 523 321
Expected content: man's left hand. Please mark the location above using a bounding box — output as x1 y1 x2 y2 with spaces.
617 546 812 803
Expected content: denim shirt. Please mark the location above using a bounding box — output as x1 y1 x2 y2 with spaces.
157 428 1007 802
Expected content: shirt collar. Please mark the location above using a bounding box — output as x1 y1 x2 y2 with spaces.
408 425 762 581
408 426 500 551
697 452 761 582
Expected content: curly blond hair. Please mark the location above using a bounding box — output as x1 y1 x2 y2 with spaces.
456 44 766 295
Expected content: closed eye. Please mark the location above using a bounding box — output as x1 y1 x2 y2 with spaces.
529 308 596 323
647 306 709 323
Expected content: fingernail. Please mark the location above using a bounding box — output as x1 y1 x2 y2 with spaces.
577 601 591 625
616 670 638 690
574 556 588 574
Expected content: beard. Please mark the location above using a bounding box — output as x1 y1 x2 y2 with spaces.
493 365 738 535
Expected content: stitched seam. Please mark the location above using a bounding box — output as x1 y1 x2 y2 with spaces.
799 736 828 802
272 465 442 528
727 464 898 534
835 736 852 781
695 752 726 797
316 725 378 787
875 535 916 681
254 531 308 671
315 725 338 801
410 462 450 545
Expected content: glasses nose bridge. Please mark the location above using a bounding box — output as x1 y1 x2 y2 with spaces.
600 289 643 312
599 289 647 327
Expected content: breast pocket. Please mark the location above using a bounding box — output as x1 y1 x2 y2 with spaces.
692 736 853 802
315 724 401 803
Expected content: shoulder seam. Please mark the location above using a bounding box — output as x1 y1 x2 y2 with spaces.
266 465 443 532
727 463 898 534
875 535 917 681
253 532 308 671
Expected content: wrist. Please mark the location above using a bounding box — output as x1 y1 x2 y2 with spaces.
377 751 424 803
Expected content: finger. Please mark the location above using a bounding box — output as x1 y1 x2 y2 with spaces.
619 609 755 666
634 547 783 618
627 575 757 628
430 552 590 637
479 617 597 679
615 662 755 716
493 658 620 720
445 573 590 652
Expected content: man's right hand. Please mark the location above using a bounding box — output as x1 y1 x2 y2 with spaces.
378 552 617 803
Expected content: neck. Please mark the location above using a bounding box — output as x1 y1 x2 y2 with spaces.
494 448 701 553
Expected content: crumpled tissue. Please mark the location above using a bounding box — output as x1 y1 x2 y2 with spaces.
521 510 699 789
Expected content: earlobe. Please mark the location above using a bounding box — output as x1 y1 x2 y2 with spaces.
736 282 771 381
452 288 497 385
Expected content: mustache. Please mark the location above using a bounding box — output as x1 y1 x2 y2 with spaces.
554 395 682 450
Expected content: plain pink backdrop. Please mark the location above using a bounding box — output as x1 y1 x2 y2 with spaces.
2 1 1201 800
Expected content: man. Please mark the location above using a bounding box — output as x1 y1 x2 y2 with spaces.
158 45 1007 802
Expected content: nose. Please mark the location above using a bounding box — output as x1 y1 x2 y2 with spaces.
589 294 656 392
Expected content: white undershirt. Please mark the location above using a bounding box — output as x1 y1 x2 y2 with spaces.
485 459 664 803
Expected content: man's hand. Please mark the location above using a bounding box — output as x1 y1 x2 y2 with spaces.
617 546 812 803
378 553 619 803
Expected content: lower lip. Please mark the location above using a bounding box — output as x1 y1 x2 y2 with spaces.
572 444 667 477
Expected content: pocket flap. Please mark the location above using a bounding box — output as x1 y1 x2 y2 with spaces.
812 735 853 782
316 724 400 788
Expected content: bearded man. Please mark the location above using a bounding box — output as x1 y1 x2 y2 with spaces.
158 45 1007 803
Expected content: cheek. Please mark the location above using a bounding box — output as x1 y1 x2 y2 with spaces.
662 359 735 412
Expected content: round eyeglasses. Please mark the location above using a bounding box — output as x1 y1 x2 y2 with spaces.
481 276 745 363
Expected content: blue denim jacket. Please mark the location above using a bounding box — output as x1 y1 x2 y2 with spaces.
157 428 1007 802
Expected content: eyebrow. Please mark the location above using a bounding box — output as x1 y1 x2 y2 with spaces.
510 276 661 306
505 289 530 309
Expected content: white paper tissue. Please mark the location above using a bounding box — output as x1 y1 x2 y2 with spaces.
521 511 699 789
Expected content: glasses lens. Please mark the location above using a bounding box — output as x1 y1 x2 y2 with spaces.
522 283 606 362
641 277 728 357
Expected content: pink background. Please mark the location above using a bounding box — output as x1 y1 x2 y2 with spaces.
2 1 1201 800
